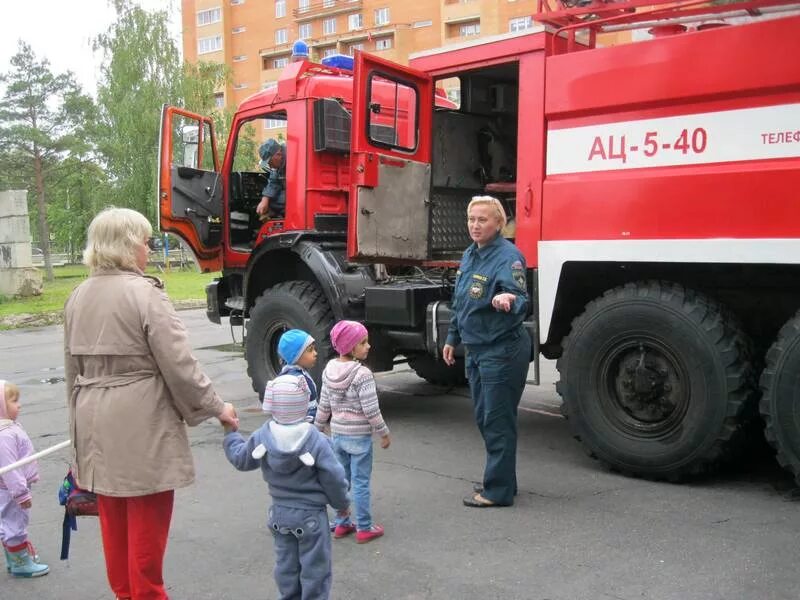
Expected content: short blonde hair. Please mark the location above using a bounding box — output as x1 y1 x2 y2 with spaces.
4 381 19 402
83 207 153 273
467 195 507 230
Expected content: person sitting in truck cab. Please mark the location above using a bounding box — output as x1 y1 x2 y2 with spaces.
256 139 286 220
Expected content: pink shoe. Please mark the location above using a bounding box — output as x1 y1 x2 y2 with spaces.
333 523 356 539
356 525 384 544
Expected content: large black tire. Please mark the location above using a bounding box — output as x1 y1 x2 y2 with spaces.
760 311 800 485
407 354 467 387
245 281 335 399
556 281 755 481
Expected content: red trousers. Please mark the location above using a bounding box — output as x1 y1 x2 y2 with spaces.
97 490 174 600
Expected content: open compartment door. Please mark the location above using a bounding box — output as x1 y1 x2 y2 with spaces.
157 105 222 272
348 52 433 262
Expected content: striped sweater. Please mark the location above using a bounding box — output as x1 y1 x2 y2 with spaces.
315 359 389 438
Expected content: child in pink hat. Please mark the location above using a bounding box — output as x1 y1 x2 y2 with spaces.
315 321 391 544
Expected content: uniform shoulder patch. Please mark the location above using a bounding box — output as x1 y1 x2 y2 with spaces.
510 261 526 290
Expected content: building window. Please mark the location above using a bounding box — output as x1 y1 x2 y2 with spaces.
321 47 337 57
348 13 363 31
262 80 276 90
264 118 285 129
233 54 248 62
232 26 246 34
214 93 225 108
198 35 223 54
375 37 392 50
413 20 432 28
299 23 312 39
298 0 310 12
460 22 480 36
275 0 286 18
323 0 335 7
197 7 221 26
374 7 390 26
273 57 289 68
348 43 364 55
275 28 288 44
509 16 533 32
233 83 249 90
323 17 336 35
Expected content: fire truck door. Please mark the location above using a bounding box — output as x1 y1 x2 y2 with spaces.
349 52 433 262
157 105 223 272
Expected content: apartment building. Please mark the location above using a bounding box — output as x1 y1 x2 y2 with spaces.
181 0 576 112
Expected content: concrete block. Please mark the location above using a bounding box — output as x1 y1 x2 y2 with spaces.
0 267 43 298
0 241 34 268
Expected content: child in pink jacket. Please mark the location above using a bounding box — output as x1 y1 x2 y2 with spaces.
0 380 49 577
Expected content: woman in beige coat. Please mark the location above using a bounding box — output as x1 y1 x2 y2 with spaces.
64 208 238 600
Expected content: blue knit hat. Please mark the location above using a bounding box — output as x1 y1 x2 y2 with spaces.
278 329 315 365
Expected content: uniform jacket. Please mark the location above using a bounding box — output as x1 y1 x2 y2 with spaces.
446 234 529 347
64 269 224 497
0 421 38 505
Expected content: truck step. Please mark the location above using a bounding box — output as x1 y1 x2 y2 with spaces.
225 296 245 312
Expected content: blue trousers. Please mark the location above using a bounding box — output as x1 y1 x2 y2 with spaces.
269 505 332 600
331 435 373 530
466 329 530 506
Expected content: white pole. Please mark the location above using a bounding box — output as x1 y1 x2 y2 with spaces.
0 439 71 477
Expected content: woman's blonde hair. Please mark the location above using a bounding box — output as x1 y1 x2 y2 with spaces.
4 381 19 402
467 195 507 230
83 207 153 273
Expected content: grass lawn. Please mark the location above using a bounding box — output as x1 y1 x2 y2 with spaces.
0 264 218 321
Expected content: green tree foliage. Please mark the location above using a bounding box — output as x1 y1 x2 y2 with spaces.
0 41 95 281
94 0 184 223
95 1 243 227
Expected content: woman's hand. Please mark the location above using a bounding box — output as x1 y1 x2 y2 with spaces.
218 402 239 432
20 499 32 509
443 344 456 366
381 434 391 449
492 293 517 312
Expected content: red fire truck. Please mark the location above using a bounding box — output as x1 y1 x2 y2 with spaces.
157 0 800 483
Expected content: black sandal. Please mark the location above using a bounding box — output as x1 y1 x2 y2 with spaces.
462 493 499 508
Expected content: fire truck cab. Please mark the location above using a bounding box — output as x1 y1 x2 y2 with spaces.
158 0 800 484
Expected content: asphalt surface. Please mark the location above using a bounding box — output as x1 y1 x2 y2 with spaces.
2 309 798 600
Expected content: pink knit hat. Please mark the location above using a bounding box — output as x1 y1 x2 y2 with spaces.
330 320 368 356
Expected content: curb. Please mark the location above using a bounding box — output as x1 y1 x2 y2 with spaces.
0 300 207 330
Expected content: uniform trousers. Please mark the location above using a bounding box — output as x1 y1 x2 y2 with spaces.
466 329 530 506
97 490 174 600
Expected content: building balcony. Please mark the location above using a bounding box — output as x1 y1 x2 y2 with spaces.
293 0 363 23
442 0 480 24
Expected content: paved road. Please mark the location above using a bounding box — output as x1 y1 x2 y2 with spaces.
2 310 798 600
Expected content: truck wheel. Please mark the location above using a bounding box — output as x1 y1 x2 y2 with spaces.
407 354 467 387
246 281 334 399
760 311 800 485
556 281 755 481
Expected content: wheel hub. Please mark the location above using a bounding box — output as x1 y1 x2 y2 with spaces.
608 342 684 428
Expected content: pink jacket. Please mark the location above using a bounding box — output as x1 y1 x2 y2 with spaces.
0 381 38 505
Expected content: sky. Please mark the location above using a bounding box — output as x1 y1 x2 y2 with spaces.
1 0 181 96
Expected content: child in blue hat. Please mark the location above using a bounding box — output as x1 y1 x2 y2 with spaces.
277 329 318 422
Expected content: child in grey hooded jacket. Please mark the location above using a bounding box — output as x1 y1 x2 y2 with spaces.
223 374 349 600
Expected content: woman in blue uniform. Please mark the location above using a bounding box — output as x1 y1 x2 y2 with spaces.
443 196 530 507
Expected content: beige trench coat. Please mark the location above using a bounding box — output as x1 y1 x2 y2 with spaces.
64 269 224 497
